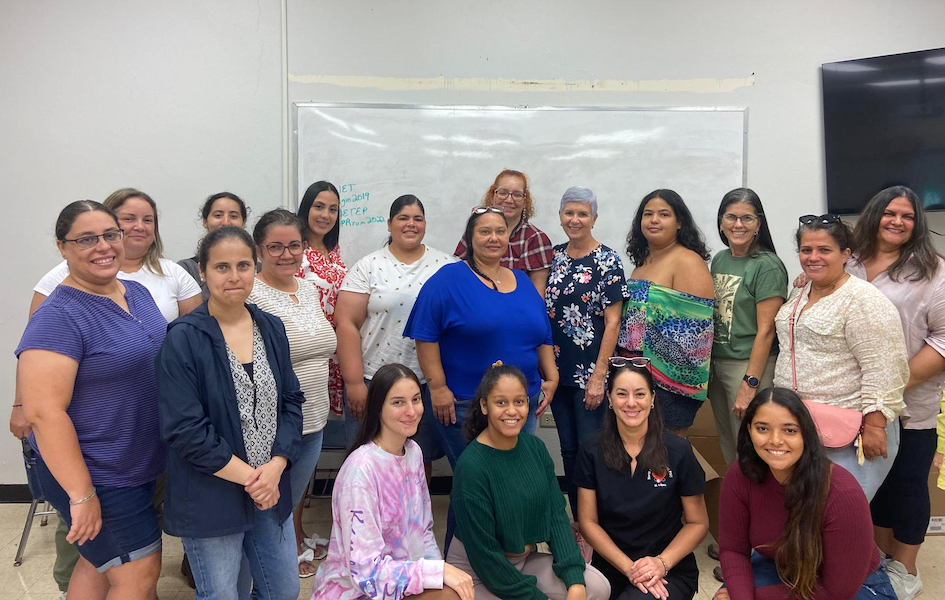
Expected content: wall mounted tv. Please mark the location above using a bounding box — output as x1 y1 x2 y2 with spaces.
822 47 945 214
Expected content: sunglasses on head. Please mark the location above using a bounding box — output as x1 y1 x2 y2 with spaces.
472 206 505 215
608 356 651 369
799 214 841 226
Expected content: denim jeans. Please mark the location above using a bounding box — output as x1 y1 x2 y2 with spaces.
550 384 606 515
750 551 896 599
289 429 324 507
182 508 299 600
826 418 900 502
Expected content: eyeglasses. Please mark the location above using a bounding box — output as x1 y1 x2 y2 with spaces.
61 229 124 249
799 214 841 225
494 189 526 201
472 206 505 215
609 356 651 368
263 242 305 257
722 213 760 225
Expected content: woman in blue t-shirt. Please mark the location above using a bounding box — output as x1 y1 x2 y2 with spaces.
16 200 168 599
404 206 559 468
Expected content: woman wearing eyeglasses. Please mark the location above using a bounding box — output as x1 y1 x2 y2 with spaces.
619 189 715 436
30 187 202 322
575 357 708 600
406 206 558 467
17 201 168 599
708 189 787 466
772 214 907 502
454 169 554 295
246 209 336 577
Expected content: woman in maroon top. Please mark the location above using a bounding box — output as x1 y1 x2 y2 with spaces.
715 388 895 600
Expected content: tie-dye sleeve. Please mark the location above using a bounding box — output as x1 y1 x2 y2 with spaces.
421 483 441 561
337 482 444 599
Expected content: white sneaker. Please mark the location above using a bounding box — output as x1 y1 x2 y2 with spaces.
884 560 923 600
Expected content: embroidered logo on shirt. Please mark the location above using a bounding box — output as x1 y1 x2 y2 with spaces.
647 468 673 488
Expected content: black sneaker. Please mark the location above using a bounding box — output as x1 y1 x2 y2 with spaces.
713 566 724 583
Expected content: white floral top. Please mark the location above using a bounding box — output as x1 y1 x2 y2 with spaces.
773 275 907 423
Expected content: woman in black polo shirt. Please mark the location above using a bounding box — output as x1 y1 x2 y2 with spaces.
574 358 709 600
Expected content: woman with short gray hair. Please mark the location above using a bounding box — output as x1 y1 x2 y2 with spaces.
544 186 627 516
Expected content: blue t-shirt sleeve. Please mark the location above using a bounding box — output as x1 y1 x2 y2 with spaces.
15 303 84 362
404 268 448 342
602 252 628 306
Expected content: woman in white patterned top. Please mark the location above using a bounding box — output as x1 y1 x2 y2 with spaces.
249 209 337 578
335 195 454 469
773 215 907 501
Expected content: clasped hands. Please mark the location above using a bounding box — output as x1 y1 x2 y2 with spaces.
244 456 287 510
625 555 669 600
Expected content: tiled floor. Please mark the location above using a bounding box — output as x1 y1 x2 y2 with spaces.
1 497 943 600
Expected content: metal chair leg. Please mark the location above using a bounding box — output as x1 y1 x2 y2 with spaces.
40 502 50 526
14 499 40 567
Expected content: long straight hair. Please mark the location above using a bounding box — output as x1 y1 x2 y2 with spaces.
298 181 341 251
717 188 777 255
349 364 422 455
854 185 940 282
104 188 165 275
599 363 668 476
737 388 832 600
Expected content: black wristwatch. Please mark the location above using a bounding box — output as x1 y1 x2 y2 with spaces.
743 374 759 388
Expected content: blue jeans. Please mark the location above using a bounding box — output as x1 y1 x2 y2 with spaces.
289 429 324 507
826 418 900 502
182 508 299 600
551 384 606 515
750 551 896 599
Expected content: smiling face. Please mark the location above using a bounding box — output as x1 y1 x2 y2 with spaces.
798 229 851 285
749 402 804 482
481 375 529 442
720 201 760 255
114 197 156 260
491 174 527 224
57 211 125 286
204 197 245 231
608 369 654 429
306 190 340 241
201 237 257 307
388 203 426 251
258 224 304 282
379 377 423 440
560 201 597 243
471 212 510 263
640 197 680 247
876 196 916 251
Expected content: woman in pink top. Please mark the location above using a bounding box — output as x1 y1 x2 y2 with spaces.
714 388 895 600
297 181 348 415
312 364 473 600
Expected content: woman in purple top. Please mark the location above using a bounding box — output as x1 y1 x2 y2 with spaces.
15 200 167 600
312 363 473 600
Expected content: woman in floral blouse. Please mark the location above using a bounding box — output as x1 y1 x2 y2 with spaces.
545 186 627 516
297 181 348 415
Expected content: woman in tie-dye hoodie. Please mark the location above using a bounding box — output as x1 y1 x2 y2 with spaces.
312 364 473 600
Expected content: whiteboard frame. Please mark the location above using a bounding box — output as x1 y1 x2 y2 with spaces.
291 103 749 208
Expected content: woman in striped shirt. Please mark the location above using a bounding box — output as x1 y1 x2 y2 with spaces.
249 209 337 577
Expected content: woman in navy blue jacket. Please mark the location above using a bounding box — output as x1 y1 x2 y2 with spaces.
157 226 303 600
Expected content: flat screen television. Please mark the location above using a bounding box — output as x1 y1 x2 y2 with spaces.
822 47 945 214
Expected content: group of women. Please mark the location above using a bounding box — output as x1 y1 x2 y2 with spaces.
9 169 945 600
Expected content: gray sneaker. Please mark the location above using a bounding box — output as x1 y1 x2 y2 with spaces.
884 559 923 600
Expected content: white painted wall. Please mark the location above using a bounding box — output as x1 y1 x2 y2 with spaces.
2 0 944 483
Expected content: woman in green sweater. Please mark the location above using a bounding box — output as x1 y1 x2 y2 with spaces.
447 363 611 600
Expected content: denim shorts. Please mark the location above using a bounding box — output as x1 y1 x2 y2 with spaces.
35 456 162 572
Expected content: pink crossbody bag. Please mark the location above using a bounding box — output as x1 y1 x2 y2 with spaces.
788 288 864 456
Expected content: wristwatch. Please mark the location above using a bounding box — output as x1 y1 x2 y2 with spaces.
743 374 759 388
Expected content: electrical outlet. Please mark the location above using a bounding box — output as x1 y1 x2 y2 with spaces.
539 412 556 428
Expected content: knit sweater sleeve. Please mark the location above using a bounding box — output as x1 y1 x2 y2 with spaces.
453 450 545 600
718 465 756 600
540 439 586 588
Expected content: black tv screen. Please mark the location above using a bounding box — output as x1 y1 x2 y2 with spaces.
823 47 945 214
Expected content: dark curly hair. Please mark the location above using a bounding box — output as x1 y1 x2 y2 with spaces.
626 189 711 267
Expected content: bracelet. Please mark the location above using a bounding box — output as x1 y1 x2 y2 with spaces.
69 490 96 505
11 404 22 408
656 554 670 576
864 423 886 430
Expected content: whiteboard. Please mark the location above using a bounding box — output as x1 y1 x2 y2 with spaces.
295 104 746 271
